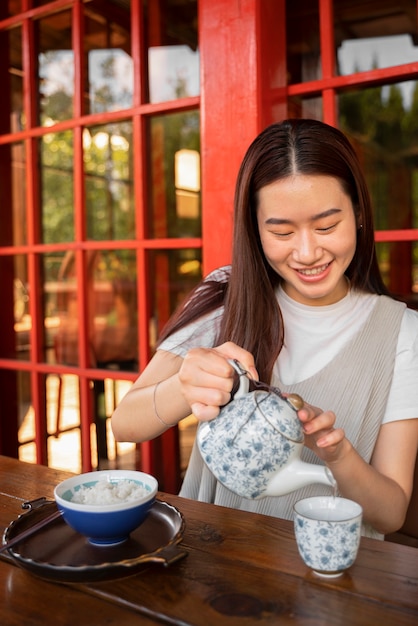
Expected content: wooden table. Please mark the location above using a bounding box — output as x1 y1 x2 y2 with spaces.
0 456 417 625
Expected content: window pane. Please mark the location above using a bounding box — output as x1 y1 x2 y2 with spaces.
286 0 321 84
18 372 82 472
85 2 132 114
90 250 138 368
8 26 24 132
145 0 199 104
15 254 30 361
12 142 26 245
0 254 29 361
339 84 418 303
44 251 67 362
2 1 21 17
49 250 79 366
37 11 73 125
148 249 201 351
288 95 323 121
17 370 33 455
84 122 134 241
286 2 418 85
1 141 27 248
52 250 138 369
336 2 417 75
41 131 74 243
339 82 418 221
376 241 418 308
148 111 200 238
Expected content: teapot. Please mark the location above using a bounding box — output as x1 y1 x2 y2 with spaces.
197 360 336 499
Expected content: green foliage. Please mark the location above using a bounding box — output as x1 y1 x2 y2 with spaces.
339 81 418 293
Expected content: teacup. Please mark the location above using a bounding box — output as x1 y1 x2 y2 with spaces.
294 496 363 578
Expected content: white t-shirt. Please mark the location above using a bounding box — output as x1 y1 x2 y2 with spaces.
274 286 418 424
159 282 418 425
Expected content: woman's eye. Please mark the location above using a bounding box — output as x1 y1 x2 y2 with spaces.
317 223 338 233
274 231 293 237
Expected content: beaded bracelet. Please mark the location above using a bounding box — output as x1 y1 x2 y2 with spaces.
153 381 171 427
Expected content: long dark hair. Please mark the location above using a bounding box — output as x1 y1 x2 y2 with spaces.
158 119 389 382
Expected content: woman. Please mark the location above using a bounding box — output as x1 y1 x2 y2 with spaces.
112 119 418 539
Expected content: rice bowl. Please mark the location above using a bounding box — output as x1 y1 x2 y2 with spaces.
54 470 158 545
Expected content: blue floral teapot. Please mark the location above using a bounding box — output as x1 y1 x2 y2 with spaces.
197 360 335 499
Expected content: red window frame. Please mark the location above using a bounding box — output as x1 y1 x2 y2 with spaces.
1 0 417 489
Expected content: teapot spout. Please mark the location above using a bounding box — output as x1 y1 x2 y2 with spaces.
264 459 336 497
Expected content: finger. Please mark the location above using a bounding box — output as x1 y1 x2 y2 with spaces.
317 428 345 448
214 342 259 381
297 403 322 423
181 353 234 394
191 402 220 421
301 409 336 433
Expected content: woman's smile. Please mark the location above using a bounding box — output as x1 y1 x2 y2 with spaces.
257 174 357 306
293 261 332 279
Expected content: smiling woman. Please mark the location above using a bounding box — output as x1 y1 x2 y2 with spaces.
112 118 418 541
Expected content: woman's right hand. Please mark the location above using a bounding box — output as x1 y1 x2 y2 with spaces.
179 342 258 421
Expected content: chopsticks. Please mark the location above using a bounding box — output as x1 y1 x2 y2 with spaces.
1 509 63 554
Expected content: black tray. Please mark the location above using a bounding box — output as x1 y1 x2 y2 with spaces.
3 499 187 583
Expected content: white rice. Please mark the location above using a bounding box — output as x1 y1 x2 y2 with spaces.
71 480 148 505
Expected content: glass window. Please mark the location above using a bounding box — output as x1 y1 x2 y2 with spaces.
338 34 418 76
49 250 79 366
90 249 138 368
286 0 321 84
288 95 323 121
339 84 418 302
15 255 30 361
336 1 417 75
0 254 29 361
84 122 134 241
41 131 74 243
85 2 133 114
376 241 418 306
8 26 24 133
148 248 201 350
37 11 73 125
1 141 27 248
145 0 199 104
339 83 418 220
3 1 21 17
148 110 200 238
286 2 418 85
52 249 138 368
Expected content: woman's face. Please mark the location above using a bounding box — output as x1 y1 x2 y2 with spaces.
257 174 357 306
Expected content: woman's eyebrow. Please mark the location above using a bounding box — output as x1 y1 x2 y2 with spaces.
265 208 342 225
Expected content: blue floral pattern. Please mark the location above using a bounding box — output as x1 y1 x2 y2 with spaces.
294 499 362 576
197 390 303 499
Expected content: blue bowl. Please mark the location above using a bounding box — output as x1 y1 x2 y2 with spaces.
54 470 158 546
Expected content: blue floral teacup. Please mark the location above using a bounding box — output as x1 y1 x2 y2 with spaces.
294 496 363 577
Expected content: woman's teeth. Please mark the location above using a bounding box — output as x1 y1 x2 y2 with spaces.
298 264 329 276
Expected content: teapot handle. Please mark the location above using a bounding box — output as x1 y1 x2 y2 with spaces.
228 360 250 398
228 359 305 412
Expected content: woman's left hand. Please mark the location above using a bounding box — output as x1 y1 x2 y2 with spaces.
297 403 349 463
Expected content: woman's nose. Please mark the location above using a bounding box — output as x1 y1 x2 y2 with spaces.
291 231 322 264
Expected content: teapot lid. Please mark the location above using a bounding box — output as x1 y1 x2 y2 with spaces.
255 391 304 443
